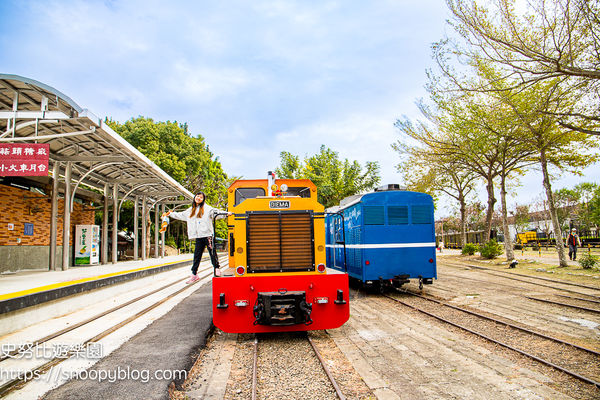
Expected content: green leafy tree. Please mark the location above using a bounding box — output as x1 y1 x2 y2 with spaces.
589 186 600 228
512 204 530 235
573 183 599 231
494 80 599 266
275 152 302 179
107 116 231 240
554 188 579 229
442 0 600 135
394 133 477 247
275 145 380 208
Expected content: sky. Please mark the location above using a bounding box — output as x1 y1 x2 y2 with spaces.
1 0 598 218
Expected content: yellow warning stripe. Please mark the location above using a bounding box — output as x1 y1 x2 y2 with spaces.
0 258 192 302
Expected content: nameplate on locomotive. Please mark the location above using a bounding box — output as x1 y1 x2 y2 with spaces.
269 200 290 209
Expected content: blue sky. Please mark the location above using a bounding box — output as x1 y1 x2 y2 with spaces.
1 0 597 217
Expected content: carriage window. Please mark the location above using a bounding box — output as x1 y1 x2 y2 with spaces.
284 186 311 198
235 187 266 206
363 206 384 225
412 205 433 224
388 206 408 225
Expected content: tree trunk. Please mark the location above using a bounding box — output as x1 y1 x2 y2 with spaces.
540 149 568 267
500 173 515 260
484 175 496 242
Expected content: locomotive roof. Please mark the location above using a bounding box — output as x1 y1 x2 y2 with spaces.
326 187 432 213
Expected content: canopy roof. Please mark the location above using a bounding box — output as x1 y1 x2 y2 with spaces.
0 74 193 203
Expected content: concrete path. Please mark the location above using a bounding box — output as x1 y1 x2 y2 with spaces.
42 281 213 400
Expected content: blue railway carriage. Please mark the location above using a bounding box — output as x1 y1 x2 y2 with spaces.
325 185 437 290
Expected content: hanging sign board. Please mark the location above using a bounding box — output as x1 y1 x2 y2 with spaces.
0 143 50 176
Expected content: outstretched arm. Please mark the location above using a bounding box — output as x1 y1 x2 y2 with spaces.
166 208 190 221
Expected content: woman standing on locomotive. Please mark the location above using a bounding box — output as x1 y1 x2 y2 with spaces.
165 192 231 283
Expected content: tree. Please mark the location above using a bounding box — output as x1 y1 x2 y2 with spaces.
512 204 530 235
275 145 380 208
494 80 599 266
441 0 600 135
394 135 477 247
275 152 302 179
573 182 599 231
107 117 232 243
554 188 579 229
588 186 600 229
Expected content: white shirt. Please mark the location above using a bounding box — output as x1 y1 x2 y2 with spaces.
169 204 227 239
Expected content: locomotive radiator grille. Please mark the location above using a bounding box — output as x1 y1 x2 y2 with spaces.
247 212 314 272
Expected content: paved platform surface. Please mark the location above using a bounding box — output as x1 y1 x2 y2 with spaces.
0 254 194 299
42 281 213 400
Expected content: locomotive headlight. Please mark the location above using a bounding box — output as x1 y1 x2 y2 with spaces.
234 300 249 307
314 297 329 304
271 184 278 191
236 266 246 275
280 183 288 192
317 263 326 273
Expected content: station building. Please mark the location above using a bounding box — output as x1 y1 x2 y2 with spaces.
0 74 193 273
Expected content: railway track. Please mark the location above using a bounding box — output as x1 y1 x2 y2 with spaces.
435 269 600 317
0 257 225 398
250 332 345 400
525 295 600 314
384 289 600 392
440 260 600 299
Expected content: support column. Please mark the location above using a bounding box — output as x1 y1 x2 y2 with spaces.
133 196 139 261
141 196 147 261
101 184 109 264
49 162 60 271
61 162 72 271
160 204 165 258
154 203 159 258
112 183 118 264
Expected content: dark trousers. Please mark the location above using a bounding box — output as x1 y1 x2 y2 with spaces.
191 237 220 275
568 244 577 260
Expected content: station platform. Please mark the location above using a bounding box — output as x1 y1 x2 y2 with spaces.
0 254 197 314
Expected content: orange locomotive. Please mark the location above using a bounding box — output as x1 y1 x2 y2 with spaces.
212 172 350 333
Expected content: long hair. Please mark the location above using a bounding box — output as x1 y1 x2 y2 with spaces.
190 192 206 218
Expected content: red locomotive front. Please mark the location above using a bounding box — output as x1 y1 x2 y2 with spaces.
212 172 350 333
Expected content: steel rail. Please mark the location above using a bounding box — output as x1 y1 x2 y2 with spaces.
252 336 258 400
250 333 346 400
0 257 220 362
525 296 600 314
0 261 221 397
384 293 600 389
465 263 600 292
395 290 600 356
306 333 346 400
440 260 600 299
554 293 600 305
428 272 600 318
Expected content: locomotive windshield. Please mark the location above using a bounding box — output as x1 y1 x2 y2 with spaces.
235 187 266 206
284 186 311 198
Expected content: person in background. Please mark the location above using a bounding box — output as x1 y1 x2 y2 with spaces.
566 228 582 261
165 192 232 283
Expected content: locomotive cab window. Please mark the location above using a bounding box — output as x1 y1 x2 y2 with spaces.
284 186 311 198
235 187 266 206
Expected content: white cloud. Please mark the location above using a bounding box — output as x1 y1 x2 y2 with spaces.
163 61 256 102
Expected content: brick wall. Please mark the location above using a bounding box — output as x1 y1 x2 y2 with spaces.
0 184 95 246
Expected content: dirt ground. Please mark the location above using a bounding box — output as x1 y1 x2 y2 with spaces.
176 255 600 399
